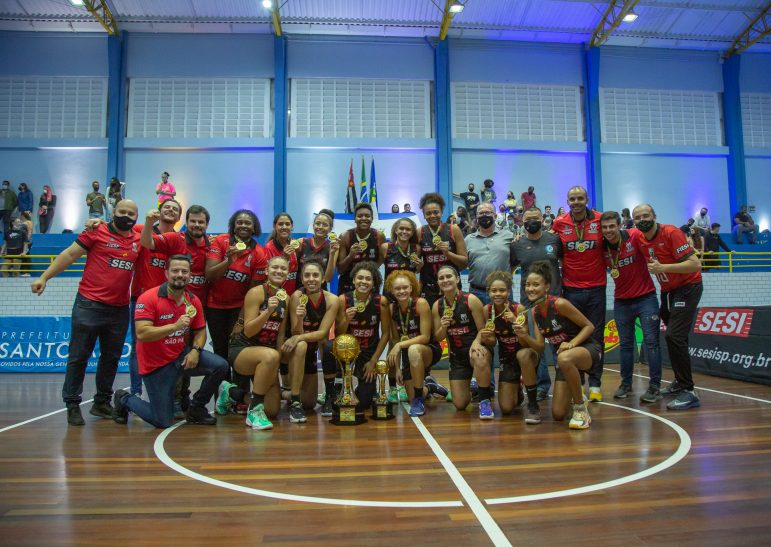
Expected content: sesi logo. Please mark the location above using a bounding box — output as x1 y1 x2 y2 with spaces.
694 308 754 338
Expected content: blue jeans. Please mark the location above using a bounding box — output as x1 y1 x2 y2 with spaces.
615 292 662 388
62 293 129 405
123 349 228 428
127 300 142 396
562 286 606 388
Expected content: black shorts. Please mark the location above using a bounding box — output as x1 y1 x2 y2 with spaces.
449 353 473 381
303 343 319 375
498 357 522 384
227 341 276 368
400 342 443 381
352 349 377 380
552 341 602 381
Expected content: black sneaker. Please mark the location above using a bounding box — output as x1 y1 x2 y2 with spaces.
425 377 449 398
89 400 114 419
67 404 85 426
320 397 334 417
112 389 129 424
613 384 632 399
640 386 662 403
289 401 307 423
662 381 684 395
186 405 217 425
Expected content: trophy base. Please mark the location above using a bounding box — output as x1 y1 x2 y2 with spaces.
371 401 396 420
330 406 368 426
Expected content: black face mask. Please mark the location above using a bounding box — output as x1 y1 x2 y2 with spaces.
635 220 656 233
524 220 542 234
477 215 495 229
113 215 137 231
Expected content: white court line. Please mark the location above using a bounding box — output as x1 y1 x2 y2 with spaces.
485 403 691 505
153 421 463 509
605 367 771 404
405 405 512 547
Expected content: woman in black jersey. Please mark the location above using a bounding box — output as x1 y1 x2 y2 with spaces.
514 261 599 430
219 255 289 431
381 218 423 282
431 265 492 419
336 203 385 295
418 193 468 307
384 270 447 417
321 261 391 415
281 260 339 423
481 271 541 424
297 209 339 290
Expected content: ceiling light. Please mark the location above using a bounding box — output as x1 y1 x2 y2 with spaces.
69 0 85 6
449 2 464 14
622 10 639 23
262 0 273 9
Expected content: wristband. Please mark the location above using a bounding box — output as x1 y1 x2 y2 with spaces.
192 345 203 353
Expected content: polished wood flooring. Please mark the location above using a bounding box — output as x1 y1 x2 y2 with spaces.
1 366 771 546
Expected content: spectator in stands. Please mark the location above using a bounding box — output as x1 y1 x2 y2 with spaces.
621 208 634 229
38 184 56 234
155 172 176 207
86 181 107 219
557 207 566 216
480 179 496 204
503 191 517 211
520 186 536 210
453 183 480 219
543 205 555 222
733 205 758 244
702 223 732 271
496 204 508 228
692 207 710 234
391 204 400 213
690 226 705 259
456 206 472 236
0 180 17 235
680 218 695 234
19 211 33 277
1 217 28 277
107 177 125 221
403 203 412 213
17 183 33 216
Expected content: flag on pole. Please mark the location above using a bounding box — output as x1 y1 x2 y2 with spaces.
345 160 357 213
359 156 368 203
369 157 379 212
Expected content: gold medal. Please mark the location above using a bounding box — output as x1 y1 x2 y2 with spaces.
299 294 309 306
610 268 620 279
356 302 366 313
328 232 337 242
358 240 368 252
443 307 453 319
235 241 246 251
576 242 586 253
409 253 418 261
290 239 301 251
400 335 409 342
432 235 442 246
186 305 197 318
485 319 495 330
515 314 526 326
276 289 288 301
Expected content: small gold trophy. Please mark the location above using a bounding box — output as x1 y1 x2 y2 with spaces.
329 334 367 425
371 360 395 420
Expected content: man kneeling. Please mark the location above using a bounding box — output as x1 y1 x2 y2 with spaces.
113 255 227 428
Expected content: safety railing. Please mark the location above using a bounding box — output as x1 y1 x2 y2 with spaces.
0 254 86 275
699 251 771 272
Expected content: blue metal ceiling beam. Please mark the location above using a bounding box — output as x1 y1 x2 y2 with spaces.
722 55 748 216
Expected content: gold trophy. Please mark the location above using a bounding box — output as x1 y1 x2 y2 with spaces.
371 360 395 420
329 334 367 425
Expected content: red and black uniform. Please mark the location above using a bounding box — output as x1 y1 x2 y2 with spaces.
440 291 477 381
338 228 379 295
75 223 141 306
264 239 299 294
297 237 331 290
153 231 211 303
602 229 655 301
134 284 205 375
384 242 419 279
298 288 327 374
131 224 172 301
533 296 602 375
391 298 442 380
635 223 703 391
419 223 456 306
341 292 381 366
485 301 523 384
228 285 287 365
206 234 267 310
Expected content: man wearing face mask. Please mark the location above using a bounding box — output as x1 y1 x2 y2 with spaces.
465 202 514 305
32 200 142 426
692 207 711 235
632 203 703 411
454 183 480 221
510 207 563 399
86 180 107 219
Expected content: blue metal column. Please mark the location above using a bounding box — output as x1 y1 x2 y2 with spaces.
106 32 127 182
434 39 452 209
722 54 748 215
582 46 603 210
273 34 288 214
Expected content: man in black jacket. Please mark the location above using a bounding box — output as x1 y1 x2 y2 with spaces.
702 223 733 271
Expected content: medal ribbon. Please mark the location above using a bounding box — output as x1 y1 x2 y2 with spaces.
399 300 411 338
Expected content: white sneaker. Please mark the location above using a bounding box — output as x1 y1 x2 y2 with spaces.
569 403 591 430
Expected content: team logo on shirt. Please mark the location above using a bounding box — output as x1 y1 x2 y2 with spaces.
460 313 468 322
245 254 252 268
546 245 554 253
132 242 138 252
562 229 573 235
626 242 633 252
108 258 134 271
588 223 598 233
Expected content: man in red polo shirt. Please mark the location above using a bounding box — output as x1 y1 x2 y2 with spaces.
32 199 140 426
112 255 228 428
552 186 606 401
600 211 662 404
632 203 703 411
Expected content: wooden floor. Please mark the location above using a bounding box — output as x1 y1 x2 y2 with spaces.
1 366 771 546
